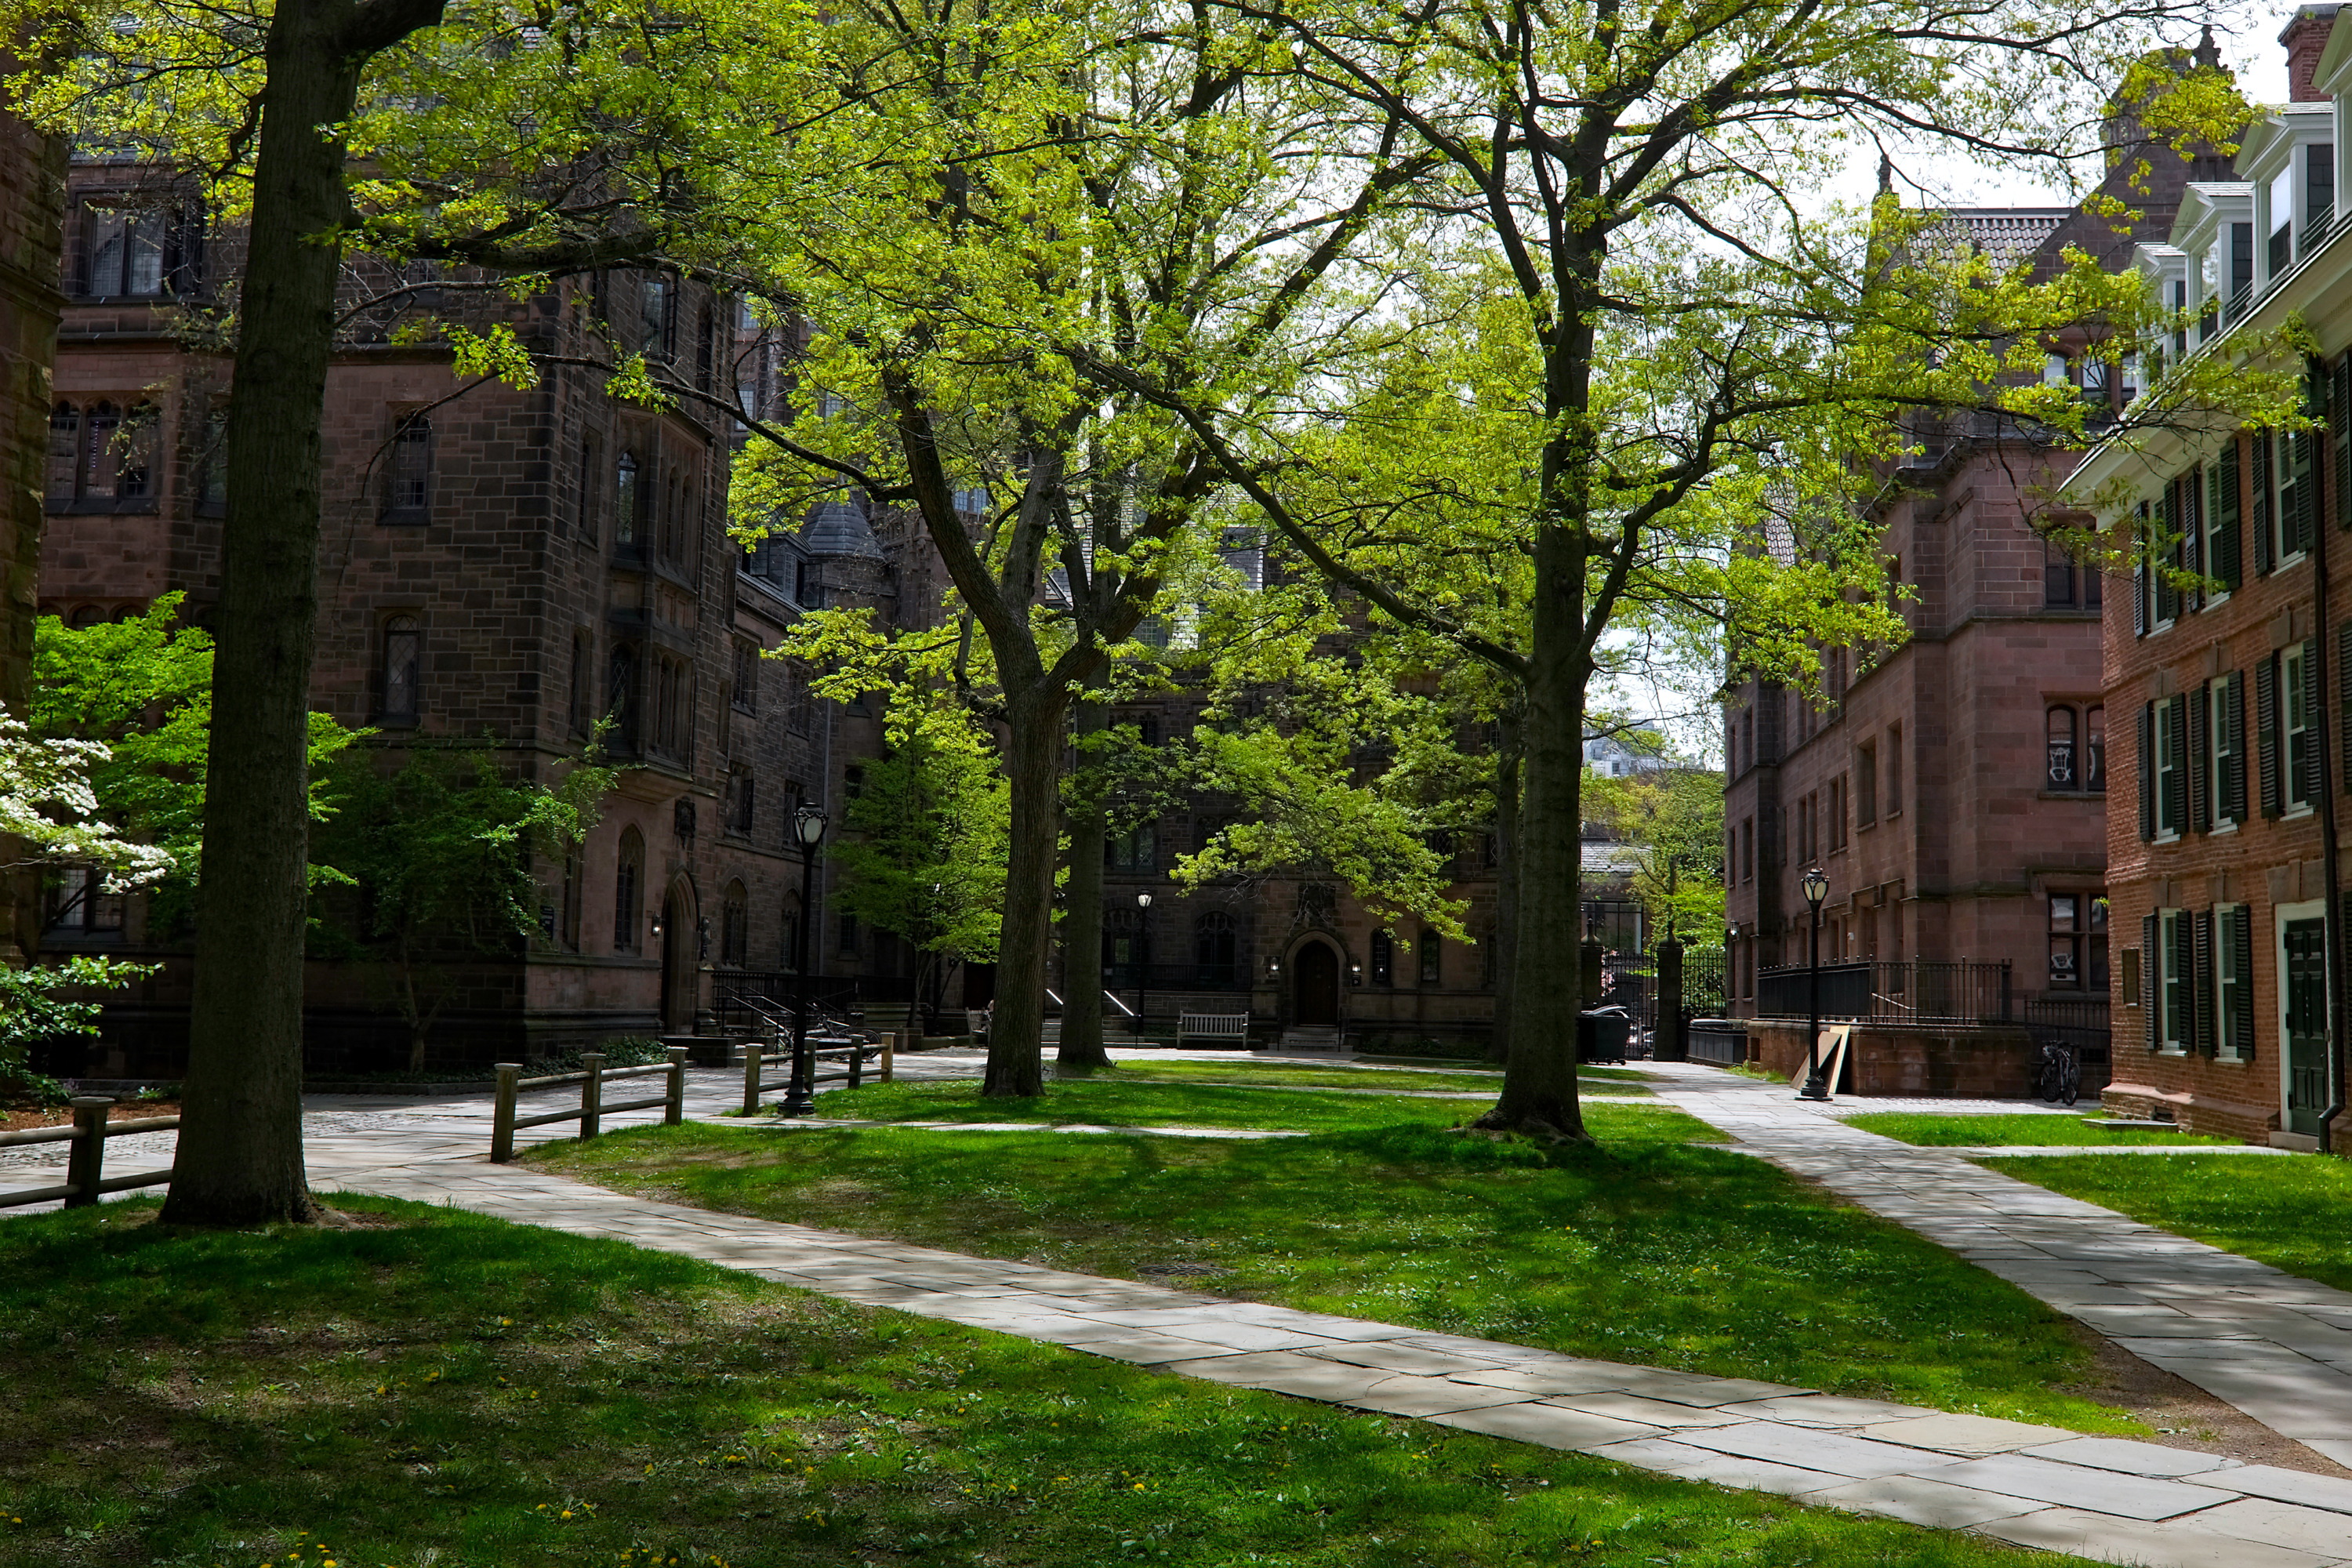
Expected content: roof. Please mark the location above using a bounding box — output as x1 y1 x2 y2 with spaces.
1921 209 2075 272
798 495 884 561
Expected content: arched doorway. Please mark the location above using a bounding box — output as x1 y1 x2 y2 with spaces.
1294 940 1340 1026
659 881 698 1034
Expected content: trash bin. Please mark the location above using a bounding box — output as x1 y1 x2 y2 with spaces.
1577 1007 1632 1064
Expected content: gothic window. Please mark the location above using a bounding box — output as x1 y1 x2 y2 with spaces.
615 451 641 544
383 413 431 523
732 641 759 711
45 403 78 503
614 827 644 952
569 631 591 735
606 643 638 749
728 768 756 835
639 274 673 358
82 403 119 503
1418 933 1441 985
1193 911 1237 985
76 198 195 298
1370 929 1393 986
721 881 749 967
380 615 421 724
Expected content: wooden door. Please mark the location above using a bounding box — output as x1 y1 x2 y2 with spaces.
1294 942 1339 1026
2285 918 2328 1136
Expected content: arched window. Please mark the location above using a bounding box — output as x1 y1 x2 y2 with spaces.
1193 911 1236 985
1418 933 1441 985
2084 706 2107 793
67 605 105 630
45 403 79 503
615 451 640 543
1370 929 1393 986
384 413 431 521
381 615 421 723
2045 706 2077 791
721 881 748 967
614 826 644 953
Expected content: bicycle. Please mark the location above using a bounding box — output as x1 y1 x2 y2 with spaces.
2035 1042 2081 1106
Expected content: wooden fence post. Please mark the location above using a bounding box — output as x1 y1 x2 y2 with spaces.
492 1064 521 1163
881 1031 895 1083
848 1036 864 1089
580 1051 605 1140
665 1045 688 1125
64 1096 111 1208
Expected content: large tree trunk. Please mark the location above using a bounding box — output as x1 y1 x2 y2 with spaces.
0 93 64 971
983 682 1069 1096
1486 704 1523 1065
1475 524 1588 1140
165 0 443 1225
1057 702 1110 1073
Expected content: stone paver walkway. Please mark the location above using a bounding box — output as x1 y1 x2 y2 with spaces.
13 1050 2352 1565
1642 1063 2352 1475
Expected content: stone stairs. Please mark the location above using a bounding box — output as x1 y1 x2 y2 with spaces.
1279 1025 1343 1052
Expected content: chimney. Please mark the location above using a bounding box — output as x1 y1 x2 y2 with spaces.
2281 5 2340 103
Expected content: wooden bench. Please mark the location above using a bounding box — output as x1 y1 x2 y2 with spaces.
1178 1012 1250 1049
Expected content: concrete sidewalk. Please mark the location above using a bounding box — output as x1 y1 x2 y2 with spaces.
1642 1062 2352 1474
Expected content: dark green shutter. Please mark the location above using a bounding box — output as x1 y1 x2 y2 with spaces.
2143 913 2159 1049
2173 914 2196 1051
2138 702 2155 839
2155 485 2180 622
2298 430 2319 555
2256 431 2276 575
2258 655 2282 818
2193 909 2216 1055
2132 502 2149 635
2336 357 2352 528
2216 440 2242 589
2190 684 2209 830
2224 670 2248 822
2232 905 2256 1059
2341 622 2352 793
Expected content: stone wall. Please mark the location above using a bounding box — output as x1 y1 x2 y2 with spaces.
1748 1018 2045 1099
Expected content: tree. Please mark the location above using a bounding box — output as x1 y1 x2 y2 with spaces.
825 690 1008 1044
6 0 837 1220
1107 10 2281 1138
310 739 615 1071
1587 762 1727 946
31 595 362 930
715 0 1440 1095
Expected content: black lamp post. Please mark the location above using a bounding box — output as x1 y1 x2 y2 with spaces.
1134 892 1152 1041
782 803 829 1116
1798 865 1831 1102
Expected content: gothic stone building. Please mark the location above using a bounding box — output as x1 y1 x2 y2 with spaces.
34 157 927 1076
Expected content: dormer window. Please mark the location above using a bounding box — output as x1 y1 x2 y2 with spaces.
2270 165 2294 275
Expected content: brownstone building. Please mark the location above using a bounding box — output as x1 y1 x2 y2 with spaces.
1720 53 2231 1094
2076 6 2352 1147
33 157 933 1075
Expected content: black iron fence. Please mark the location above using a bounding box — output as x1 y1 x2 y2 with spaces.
2024 996 2113 1094
1755 960 2014 1025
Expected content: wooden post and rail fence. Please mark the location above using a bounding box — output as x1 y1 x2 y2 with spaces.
0 1098 178 1210
739 1030 895 1115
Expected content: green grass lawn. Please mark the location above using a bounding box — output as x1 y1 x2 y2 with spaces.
0 1200 2092 1568
1981 1152 2352 1293
1086 1060 1534 1094
1843 1113 2241 1148
533 1120 2143 1434
805 1078 1686 1131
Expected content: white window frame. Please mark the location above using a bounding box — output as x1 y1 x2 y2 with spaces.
2154 699 2184 840
2216 903 2249 1062
2158 907 2188 1054
2207 677 2238 831
2286 641 2314 815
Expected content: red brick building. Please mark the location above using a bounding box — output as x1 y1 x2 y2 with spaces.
1721 57 2230 1091
33 157 930 1075
2076 6 2352 1148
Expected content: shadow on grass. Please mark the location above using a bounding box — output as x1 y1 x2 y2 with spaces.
535 1120 2137 1434
0 1199 2090 1568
